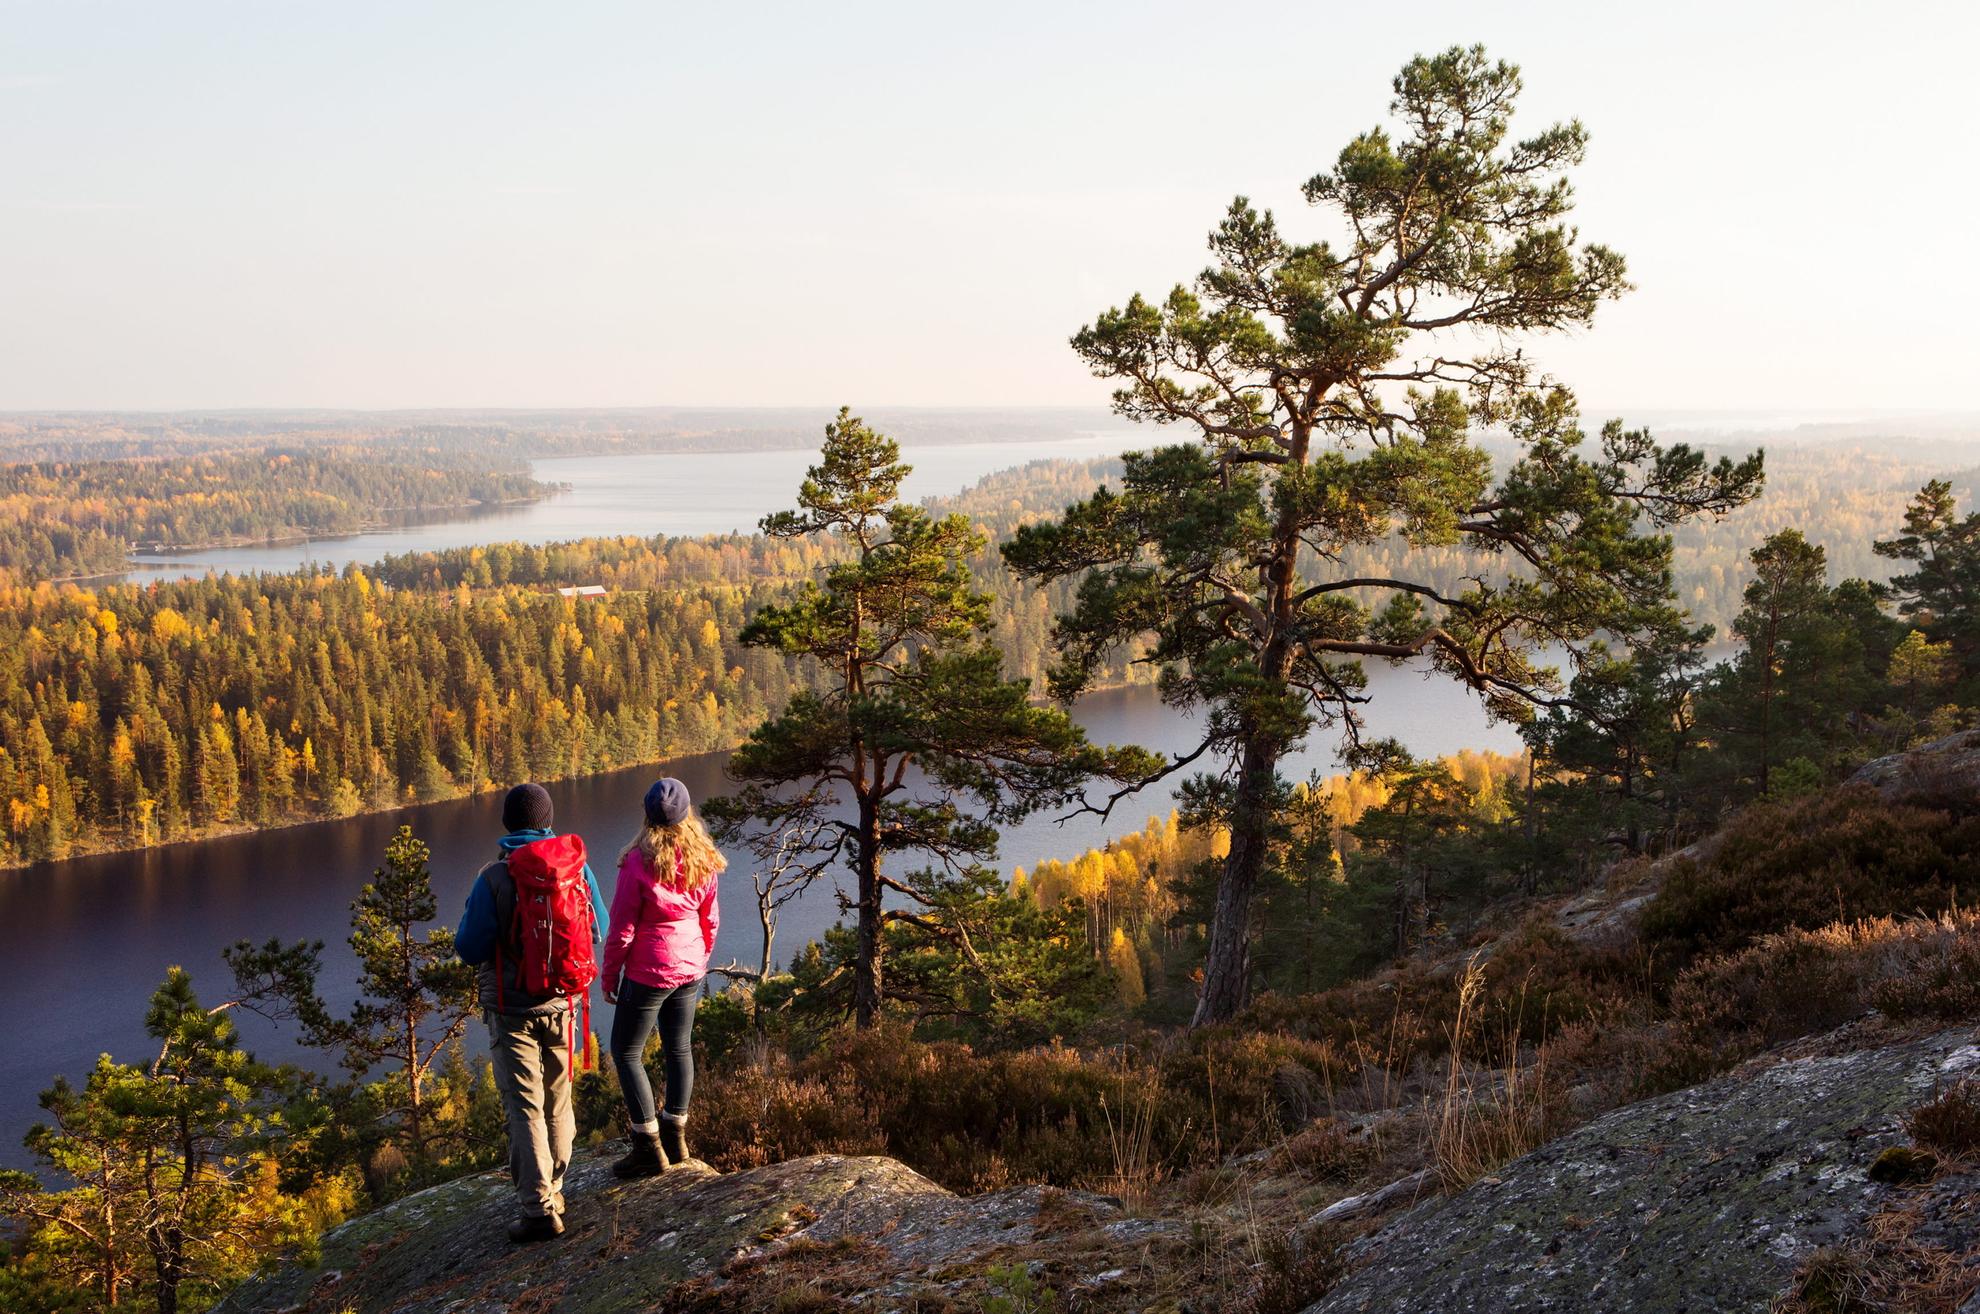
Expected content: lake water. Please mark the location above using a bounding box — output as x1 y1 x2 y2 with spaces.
118 433 1143 582
6 431 1525 1167
0 671 1518 1168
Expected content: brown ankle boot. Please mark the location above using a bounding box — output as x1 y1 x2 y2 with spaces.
612 1131 665 1179
658 1114 689 1166
508 1211 563 1244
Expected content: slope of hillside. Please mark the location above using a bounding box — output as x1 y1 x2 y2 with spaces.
212 734 1980 1314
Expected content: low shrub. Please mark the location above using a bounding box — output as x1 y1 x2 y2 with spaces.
1906 1080 1980 1160
1224 1227 1348 1314
1776 1208 1979 1314
1869 925 1980 1021
1652 913 1980 1085
1268 1119 1364 1182
692 1025 1198 1192
1639 786 1980 966
1655 914 1980 1084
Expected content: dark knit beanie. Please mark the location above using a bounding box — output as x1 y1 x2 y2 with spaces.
643 777 691 828
502 782 555 833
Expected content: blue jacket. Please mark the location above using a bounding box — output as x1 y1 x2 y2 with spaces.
456 828 609 967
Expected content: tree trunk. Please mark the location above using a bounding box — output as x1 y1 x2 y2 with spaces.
852 794 883 1028
1192 414 1306 1028
150 1231 180 1314
1191 732 1278 1026
405 1008 423 1153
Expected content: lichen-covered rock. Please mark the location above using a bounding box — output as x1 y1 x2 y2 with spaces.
218 1152 1123 1314
1305 1028 1980 1314
1850 727 1980 796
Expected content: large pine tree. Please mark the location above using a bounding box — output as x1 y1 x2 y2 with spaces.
1004 46 1764 1024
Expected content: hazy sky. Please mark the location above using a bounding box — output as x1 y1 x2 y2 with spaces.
3 1 1974 413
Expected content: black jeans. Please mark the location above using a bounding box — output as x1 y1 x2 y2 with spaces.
609 978 699 1126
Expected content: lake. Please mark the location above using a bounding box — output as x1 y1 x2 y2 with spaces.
4 431 1525 1166
118 432 1144 582
0 670 1518 1168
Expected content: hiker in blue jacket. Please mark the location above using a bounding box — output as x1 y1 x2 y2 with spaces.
454 784 610 966
456 782 610 1243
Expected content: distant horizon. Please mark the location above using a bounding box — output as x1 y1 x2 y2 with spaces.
7 402 1979 418
6 402 1980 436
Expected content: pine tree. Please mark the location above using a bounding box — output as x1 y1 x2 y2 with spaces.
0 970 302 1314
330 826 476 1153
1004 46 1763 1024
1875 480 1980 690
226 826 475 1158
708 409 1151 1028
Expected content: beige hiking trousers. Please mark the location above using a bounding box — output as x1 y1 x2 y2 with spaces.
486 1004 575 1218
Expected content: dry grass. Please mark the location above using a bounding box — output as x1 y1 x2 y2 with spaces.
1773 1207 1980 1313
1097 1053 1183 1211
1430 955 1554 1192
1220 1226 1350 1314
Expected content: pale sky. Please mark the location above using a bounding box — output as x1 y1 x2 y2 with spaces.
2 1 1975 413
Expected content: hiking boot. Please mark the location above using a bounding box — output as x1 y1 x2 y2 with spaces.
507 1212 564 1244
612 1131 665 1179
658 1114 689 1167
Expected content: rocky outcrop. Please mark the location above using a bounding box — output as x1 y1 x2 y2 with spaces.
219 1031 1980 1314
218 1152 1133 1314
1850 727 1980 796
1304 1027 1980 1314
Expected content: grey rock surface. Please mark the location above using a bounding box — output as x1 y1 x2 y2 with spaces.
218 1151 1121 1314
1306 1028 1980 1314
1849 727 1980 796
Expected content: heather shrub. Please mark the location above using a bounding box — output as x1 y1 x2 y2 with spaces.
692 1024 1202 1192
1156 1028 1348 1152
1868 917 1980 1020
1268 1118 1363 1181
1661 924 1873 1068
1244 922 1643 1094
1640 786 1980 964
1644 912 1980 1090
1906 1080 1980 1160
690 1058 887 1173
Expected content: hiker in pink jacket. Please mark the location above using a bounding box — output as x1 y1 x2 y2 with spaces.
601 777 724 1177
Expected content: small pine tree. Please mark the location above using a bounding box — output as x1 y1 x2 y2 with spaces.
338 826 478 1152
227 826 476 1161
0 971 309 1314
708 409 1153 1029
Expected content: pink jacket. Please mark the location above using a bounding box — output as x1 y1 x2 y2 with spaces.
601 848 720 991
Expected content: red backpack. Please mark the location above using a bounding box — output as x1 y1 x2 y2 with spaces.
498 833 599 1069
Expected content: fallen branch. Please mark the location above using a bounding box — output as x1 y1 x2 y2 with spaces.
1307 1167 1436 1228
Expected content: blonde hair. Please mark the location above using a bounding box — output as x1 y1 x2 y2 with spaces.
619 809 727 891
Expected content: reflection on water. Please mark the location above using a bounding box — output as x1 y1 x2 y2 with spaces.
0 670 1520 1166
